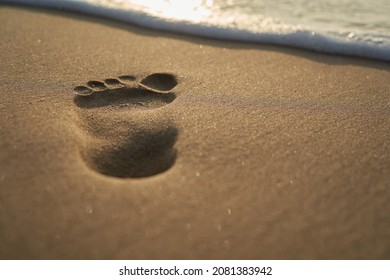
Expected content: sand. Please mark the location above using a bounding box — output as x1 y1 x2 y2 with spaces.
0 5 389 259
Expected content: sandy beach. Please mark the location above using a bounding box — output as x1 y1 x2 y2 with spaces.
0 5 389 259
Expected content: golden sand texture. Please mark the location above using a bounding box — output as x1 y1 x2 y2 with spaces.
0 6 389 259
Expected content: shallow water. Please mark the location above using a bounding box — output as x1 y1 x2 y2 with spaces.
4 0 390 61
117 0 390 35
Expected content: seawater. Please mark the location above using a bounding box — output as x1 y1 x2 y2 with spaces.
3 0 390 61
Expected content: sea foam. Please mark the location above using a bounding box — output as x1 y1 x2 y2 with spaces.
3 0 390 61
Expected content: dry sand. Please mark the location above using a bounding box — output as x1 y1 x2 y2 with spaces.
0 6 389 259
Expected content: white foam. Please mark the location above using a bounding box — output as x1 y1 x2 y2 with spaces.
4 0 390 61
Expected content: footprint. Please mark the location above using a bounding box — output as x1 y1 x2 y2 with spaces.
73 73 179 178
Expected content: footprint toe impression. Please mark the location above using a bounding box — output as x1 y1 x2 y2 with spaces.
118 75 136 84
104 78 123 89
138 73 178 93
87 80 107 91
74 74 177 109
73 73 179 179
74 86 93 96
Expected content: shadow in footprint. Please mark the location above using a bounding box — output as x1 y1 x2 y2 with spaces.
84 126 178 178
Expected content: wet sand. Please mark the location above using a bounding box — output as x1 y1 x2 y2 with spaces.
0 6 389 259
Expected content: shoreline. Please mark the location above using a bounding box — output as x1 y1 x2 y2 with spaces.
3 2 390 62
0 6 389 259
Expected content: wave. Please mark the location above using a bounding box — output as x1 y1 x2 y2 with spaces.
3 0 390 61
